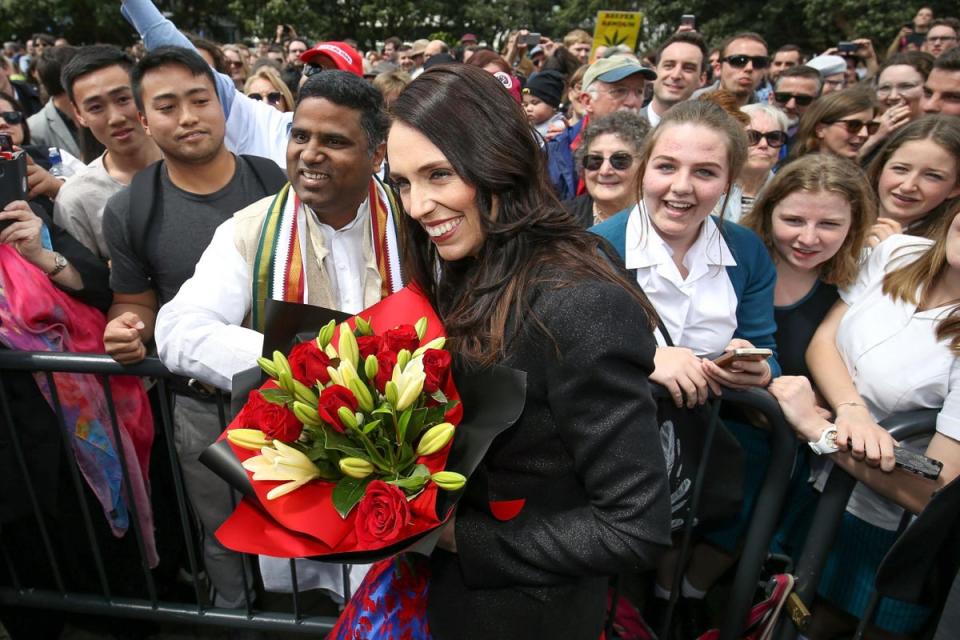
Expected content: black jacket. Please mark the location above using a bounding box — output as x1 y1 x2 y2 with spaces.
11 80 42 118
427 275 671 639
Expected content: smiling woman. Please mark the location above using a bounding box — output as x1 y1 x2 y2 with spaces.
330 63 671 640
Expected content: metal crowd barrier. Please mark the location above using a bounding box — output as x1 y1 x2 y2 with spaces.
653 386 797 640
0 351 338 635
774 410 940 640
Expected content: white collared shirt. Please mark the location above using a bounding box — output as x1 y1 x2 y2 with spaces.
311 200 370 315
625 203 739 356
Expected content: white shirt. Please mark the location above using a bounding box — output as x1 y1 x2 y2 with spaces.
828 234 960 529
314 201 369 315
625 203 739 355
156 201 375 391
53 153 126 259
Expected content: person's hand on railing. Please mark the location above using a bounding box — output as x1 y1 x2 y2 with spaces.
104 312 148 364
652 346 721 408
702 338 773 391
769 376 832 441
834 402 897 471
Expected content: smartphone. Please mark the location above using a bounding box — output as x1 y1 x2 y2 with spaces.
837 42 858 53
894 447 942 480
680 14 696 29
0 150 27 219
713 348 773 368
0 133 12 153
521 32 541 47
904 22 914 30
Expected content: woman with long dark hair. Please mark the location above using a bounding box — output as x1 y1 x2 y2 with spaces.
329 63 671 640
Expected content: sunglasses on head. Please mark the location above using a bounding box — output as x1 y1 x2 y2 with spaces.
302 63 324 78
247 91 284 106
582 152 636 171
746 129 787 148
773 92 815 106
827 118 880 135
722 54 770 69
0 111 24 125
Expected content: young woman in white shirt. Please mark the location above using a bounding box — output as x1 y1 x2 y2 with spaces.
864 115 960 247
771 212 960 637
593 99 779 637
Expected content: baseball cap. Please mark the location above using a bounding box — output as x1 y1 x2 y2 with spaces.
460 33 478 44
300 41 364 77
582 54 657 91
805 54 846 78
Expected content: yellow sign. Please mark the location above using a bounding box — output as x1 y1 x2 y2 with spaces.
591 10 643 60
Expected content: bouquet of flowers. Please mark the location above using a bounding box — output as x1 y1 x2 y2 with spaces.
203 286 526 561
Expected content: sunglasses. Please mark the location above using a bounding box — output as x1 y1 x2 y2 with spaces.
746 129 787 148
582 152 636 171
302 63 324 78
826 118 880 135
0 111 24 125
773 92 815 106
247 91 284 106
227 60 245 69
721 55 770 69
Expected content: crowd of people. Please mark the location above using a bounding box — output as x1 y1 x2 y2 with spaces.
1 1 960 638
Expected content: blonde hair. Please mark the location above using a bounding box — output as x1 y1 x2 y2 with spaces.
883 210 960 354
741 154 874 288
563 29 592 47
243 66 294 112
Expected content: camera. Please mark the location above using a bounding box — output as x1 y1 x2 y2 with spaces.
837 41 858 54
520 32 541 47
680 14 696 29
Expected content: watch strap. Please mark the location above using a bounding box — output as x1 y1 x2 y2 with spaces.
808 425 840 455
47 252 68 277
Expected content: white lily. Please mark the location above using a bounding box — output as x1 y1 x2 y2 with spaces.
393 355 426 411
242 440 321 500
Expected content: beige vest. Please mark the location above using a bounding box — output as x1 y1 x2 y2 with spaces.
232 194 384 324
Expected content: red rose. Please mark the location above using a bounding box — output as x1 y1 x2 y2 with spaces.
242 391 303 442
356 335 383 360
422 349 452 393
316 384 359 433
287 340 332 386
354 480 412 546
374 350 398 393
383 325 419 353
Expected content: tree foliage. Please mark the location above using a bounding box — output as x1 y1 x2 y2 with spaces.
0 0 956 58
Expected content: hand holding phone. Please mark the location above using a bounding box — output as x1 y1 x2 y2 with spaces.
713 348 773 368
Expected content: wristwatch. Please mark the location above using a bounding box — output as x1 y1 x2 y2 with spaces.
808 425 840 455
47 252 68 277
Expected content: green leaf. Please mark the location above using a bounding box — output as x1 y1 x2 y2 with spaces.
260 388 293 406
396 408 413 443
405 408 429 444
429 389 448 404
332 476 373 518
315 460 341 481
323 428 367 459
362 418 382 435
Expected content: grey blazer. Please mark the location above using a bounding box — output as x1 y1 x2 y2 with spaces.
26 100 81 160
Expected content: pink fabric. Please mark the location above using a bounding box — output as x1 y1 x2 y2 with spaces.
0 245 157 566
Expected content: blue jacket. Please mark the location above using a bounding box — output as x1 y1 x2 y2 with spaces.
592 211 781 376
545 118 585 201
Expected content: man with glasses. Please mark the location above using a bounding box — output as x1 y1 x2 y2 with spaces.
805 54 847 95
923 19 959 58
285 38 308 69
770 65 822 133
693 32 769 107
922 47 960 116
547 55 656 200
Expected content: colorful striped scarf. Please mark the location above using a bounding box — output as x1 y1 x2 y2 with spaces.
251 176 403 333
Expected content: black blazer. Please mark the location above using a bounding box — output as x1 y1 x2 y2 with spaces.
427 274 671 639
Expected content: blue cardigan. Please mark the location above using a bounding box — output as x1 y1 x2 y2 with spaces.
592 211 781 377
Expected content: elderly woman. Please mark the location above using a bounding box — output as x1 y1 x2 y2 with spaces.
724 104 789 223
564 111 649 227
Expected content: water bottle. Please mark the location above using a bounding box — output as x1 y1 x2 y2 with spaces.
48 146 65 178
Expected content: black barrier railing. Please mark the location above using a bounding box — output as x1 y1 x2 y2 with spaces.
651 386 797 640
774 410 940 640
0 351 338 635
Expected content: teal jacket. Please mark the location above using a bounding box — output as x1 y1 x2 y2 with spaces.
592 211 781 377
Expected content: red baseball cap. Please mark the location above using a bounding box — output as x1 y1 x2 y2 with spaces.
299 41 364 77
